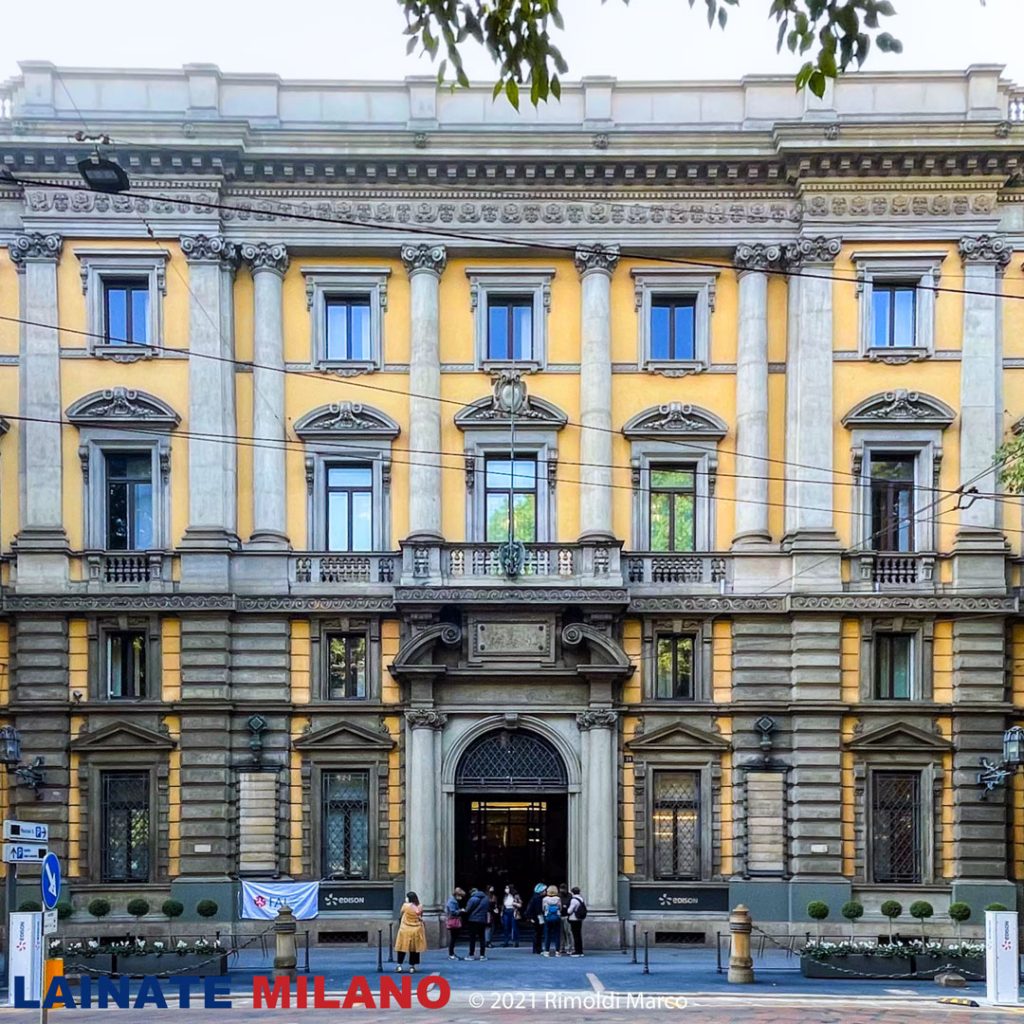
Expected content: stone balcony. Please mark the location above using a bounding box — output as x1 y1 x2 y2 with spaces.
849 551 938 592
84 550 173 592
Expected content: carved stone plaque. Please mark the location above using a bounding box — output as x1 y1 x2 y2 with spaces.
471 620 553 661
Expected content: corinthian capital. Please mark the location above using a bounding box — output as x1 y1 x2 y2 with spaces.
9 232 62 268
734 242 787 274
785 235 841 267
574 243 620 278
180 234 240 271
959 234 1011 268
405 709 448 731
576 709 618 731
401 243 447 277
240 241 289 276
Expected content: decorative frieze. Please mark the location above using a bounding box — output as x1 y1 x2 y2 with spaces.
240 240 289 275
400 242 447 276
9 232 62 266
958 233 1012 267
574 242 620 277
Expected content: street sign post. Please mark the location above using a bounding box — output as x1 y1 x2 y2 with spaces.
2 845 47 864
42 911 56 937
40 855 60 911
2 822 47 843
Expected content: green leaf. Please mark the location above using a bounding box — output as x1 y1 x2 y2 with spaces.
808 69 827 98
505 77 520 109
493 79 504 100
406 34 419 55
551 75 561 100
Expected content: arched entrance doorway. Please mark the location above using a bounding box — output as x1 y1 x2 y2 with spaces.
453 729 569 897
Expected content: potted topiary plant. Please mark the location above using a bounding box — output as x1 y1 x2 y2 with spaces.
909 900 933 942
126 898 150 923
87 898 111 922
196 899 218 919
841 900 864 939
948 901 971 941
880 900 902 943
18 900 42 912
806 900 829 938
161 899 184 920
985 903 1008 912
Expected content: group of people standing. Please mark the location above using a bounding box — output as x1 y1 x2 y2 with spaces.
445 882 587 959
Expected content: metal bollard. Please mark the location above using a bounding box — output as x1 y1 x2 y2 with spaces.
631 922 638 964
273 906 298 978
620 919 626 954
376 929 383 973
388 922 394 963
727 905 755 984
642 931 650 975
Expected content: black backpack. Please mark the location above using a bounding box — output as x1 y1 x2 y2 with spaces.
574 897 587 920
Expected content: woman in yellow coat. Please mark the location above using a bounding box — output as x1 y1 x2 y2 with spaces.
394 890 427 973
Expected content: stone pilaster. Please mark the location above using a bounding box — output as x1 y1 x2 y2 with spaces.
782 237 841 582
241 242 290 549
401 244 446 540
10 233 68 589
180 235 240 587
578 708 618 911
405 709 446 908
733 243 784 549
954 235 1010 586
575 244 619 541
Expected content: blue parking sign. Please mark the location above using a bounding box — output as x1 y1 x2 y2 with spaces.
40 852 60 910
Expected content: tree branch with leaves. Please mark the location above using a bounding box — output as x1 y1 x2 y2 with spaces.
400 0 905 107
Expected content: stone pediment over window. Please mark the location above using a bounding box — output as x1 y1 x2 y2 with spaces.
454 391 568 431
293 719 395 754
626 720 730 753
846 721 951 754
71 721 176 753
561 623 633 674
66 387 181 430
622 403 728 441
390 623 463 677
841 390 956 430
293 401 400 442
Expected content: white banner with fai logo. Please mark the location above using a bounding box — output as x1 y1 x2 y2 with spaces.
7 912 42 1005
240 880 320 920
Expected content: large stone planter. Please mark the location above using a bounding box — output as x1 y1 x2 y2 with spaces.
62 954 115 977
115 952 227 977
801 954 914 979
912 954 985 980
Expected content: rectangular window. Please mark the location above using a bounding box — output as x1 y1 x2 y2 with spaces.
486 295 534 361
650 295 696 361
105 452 154 551
326 633 367 700
103 278 150 346
652 770 700 879
322 770 370 879
325 296 372 362
655 635 696 700
101 771 150 883
107 630 147 699
872 283 917 349
484 456 537 543
325 464 373 551
874 632 914 700
870 455 915 552
649 465 696 551
871 772 922 884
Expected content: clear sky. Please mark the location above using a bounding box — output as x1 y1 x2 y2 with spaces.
1 0 1020 85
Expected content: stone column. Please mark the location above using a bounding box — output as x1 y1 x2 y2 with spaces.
575 244 620 541
241 242 290 548
578 709 617 911
782 237 841 566
10 233 67 588
733 243 783 548
180 235 240 586
405 709 446 908
956 235 1009 557
401 244 446 540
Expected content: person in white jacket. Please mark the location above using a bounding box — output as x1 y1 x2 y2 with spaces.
566 887 587 957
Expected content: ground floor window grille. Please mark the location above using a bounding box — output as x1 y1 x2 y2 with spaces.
101 771 150 882
652 770 700 879
322 770 370 879
871 771 922 884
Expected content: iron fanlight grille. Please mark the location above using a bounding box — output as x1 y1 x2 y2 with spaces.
652 770 700 880
101 771 150 883
871 772 922 884
322 770 370 879
456 730 567 793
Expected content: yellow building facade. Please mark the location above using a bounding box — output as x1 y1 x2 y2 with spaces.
0 62 1022 944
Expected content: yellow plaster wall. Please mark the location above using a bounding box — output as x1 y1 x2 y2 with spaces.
716 716 733 875
932 622 954 704
840 618 860 703
68 619 88 699
936 716 954 879
712 620 732 703
622 715 643 876
841 715 857 877
289 620 311 704
621 619 642 705
381 619 401 704
386 715 403 875
0 622 10 708
161 619 181 702
289 716 309 876
68 714 86 877
164 714 181 876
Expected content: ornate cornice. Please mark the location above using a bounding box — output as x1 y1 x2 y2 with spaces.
405 709 448 731
785 235 841 266
622 402 728 441
180 233 240 270
293 401 400 441
574 242 620 277
66 386 181 430
240 240 289 275
577 709 618 731
958 233 1012 267
394 587 630 605
9 232 62 267
3 594 237 612
734 242 787 273
237 596 394 612
841 389 956 430
400 242 447 277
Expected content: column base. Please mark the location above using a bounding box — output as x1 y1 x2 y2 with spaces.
179 527 240 590
577 529 617 544
179 526 242 550
731 531 774 550
952 528 1009 590
12 528 70 590
780 529 842 590
246 529 291 550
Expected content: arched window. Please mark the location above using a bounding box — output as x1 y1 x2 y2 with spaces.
455 730 567 793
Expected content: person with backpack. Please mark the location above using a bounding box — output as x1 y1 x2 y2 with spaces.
541 885 563 956
525 883 546 954
567 886 587 957
464 886 490 961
